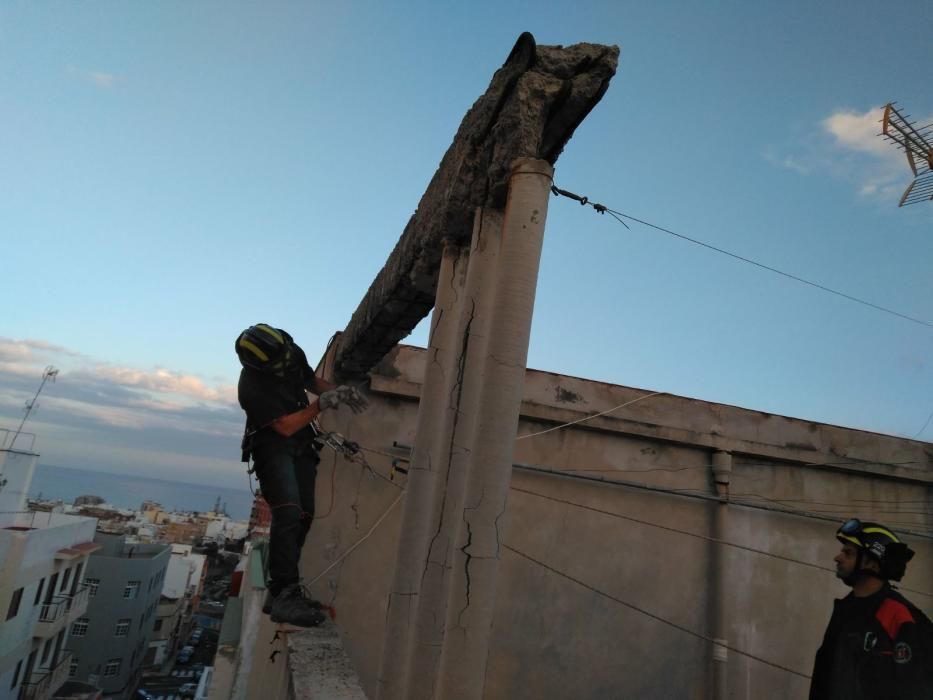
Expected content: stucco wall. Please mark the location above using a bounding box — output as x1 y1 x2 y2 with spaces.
303 345 932 700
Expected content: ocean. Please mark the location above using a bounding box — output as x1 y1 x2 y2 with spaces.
29 463 254 521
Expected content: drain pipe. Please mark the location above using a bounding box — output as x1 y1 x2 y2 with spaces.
710 450 732 700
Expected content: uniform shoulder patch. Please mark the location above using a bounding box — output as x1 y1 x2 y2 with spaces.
876 597 915 641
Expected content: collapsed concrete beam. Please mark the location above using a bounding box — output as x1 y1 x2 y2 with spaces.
334 32 619 378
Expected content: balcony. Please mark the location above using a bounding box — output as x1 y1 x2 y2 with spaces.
33 586 89 639
19 651 71 700
63 585 89 624
33 598 67 638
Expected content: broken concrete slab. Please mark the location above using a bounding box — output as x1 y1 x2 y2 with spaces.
334 33 619 379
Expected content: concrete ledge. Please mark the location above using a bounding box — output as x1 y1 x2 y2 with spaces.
287 620 367 699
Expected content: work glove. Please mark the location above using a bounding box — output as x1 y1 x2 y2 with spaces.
318 385 368 414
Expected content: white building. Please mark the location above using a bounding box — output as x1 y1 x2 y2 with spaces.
0 430 99 700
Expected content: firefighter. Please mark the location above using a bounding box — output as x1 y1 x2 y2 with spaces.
236 324 366 627
809 518 932 699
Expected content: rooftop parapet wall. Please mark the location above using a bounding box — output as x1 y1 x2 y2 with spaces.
310 343 932 700
369 345 933 484
334 33 619 379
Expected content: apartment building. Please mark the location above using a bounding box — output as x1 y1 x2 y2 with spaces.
68 534 169 699
0 431 99 700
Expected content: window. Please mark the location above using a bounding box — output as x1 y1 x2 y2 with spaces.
33 578 46 606
60 567 72 593
6 587 23 621
41 638 52 664
103 658 121 678
71 618 89 637
68 658 78 678
123 581 140 599
10 660 22 689
153 619 163 632
85 578 100 597
114 618 131 637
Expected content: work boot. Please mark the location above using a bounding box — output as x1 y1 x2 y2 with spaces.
269 584 326 627
264 585 323 615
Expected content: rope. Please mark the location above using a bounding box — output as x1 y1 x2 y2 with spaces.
516 391 665 441
550 185 933 330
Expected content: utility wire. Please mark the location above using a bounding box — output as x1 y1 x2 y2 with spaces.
914 407 933 438
516 391 665 440
550 186 933 330
510 484 932 600
503 543 813 680
512 462 933 541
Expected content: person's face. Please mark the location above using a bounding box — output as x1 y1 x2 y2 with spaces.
834 543 859 580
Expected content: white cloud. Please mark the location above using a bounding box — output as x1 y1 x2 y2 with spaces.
822 106 895 160
91 365 237 404
66 64 120 89
765 106 929 202
0 337 75 363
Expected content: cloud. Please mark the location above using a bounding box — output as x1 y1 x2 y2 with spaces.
765 106 928 202
822 107 895 160
66 64 120 89
0 337 243 482
0 337 79 363
90 365 237 404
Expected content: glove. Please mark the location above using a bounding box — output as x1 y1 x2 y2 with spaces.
318 385 369 414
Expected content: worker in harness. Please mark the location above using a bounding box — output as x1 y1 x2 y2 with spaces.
236 324 367 627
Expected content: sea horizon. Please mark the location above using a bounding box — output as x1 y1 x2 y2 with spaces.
28 462 254 521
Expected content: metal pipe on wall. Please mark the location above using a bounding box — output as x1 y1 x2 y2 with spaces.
710 450 733 700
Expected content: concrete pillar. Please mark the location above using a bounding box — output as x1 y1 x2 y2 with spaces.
710 450 732 700
406 207 504 700
377 244 469 700
435 158 554 700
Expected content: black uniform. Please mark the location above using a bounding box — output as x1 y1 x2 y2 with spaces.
238 349 320 597
809 585 933 700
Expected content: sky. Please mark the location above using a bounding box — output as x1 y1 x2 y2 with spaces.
1 1 931 488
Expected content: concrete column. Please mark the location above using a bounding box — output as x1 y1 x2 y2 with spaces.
377 244 469 700
710 450 732 700
435 158 554 700
406 207 504 700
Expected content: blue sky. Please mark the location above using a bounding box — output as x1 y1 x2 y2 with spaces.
1 1 931 487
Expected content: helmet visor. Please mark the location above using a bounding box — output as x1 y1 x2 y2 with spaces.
839 518 862 536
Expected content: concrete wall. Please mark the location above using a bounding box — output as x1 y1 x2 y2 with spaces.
303 344 932 700
0 447 39 513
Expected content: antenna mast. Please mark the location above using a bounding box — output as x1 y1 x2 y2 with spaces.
6 366 59 450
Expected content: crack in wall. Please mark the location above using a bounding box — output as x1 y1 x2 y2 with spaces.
457 519 474 629
423 298 476 587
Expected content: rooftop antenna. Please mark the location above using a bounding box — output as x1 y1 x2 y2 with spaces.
880 102 933 206
5 366 59 450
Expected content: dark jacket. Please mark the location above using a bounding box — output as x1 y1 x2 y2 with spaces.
238 344 319 456
809 585 933 700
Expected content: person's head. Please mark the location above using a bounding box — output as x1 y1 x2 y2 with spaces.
834 518 914 587
236 324 301 377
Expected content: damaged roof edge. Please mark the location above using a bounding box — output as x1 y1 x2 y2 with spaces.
334 33 619 380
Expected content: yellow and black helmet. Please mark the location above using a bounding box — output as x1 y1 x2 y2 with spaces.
236 324 293 373
836 518 915 581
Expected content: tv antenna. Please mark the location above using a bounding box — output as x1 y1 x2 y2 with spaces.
880 102 933 206
5 366 59 450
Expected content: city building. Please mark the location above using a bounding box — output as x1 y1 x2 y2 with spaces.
68 534 169 699
0 429 99 700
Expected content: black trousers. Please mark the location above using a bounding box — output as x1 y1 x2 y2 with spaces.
252 440 319 597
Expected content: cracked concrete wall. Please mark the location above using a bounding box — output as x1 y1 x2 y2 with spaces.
304 344 932 700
